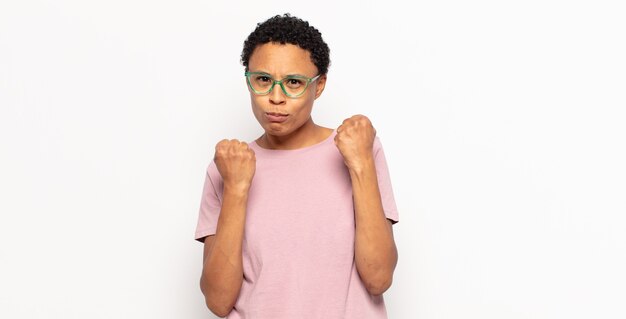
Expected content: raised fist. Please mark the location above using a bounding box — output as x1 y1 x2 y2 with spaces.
214 139 256 192
334 114 376 171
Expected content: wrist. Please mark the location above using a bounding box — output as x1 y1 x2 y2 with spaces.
348 156 375 175
224 183 251 196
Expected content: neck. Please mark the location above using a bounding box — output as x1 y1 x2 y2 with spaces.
259 119 324 150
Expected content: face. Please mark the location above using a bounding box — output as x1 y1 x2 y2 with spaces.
247 42 327 136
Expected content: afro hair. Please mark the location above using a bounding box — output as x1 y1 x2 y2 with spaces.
241 13 331 75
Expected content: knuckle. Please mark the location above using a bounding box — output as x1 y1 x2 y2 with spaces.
216 139 228 148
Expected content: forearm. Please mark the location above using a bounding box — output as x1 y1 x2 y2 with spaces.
350 157 398 296
200 186 248 316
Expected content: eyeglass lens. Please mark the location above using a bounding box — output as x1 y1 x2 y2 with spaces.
248 74 309 96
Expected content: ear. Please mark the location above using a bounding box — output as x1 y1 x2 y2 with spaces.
314 74 327 100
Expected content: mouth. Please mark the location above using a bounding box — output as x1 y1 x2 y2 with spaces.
266 112 289 116
265 112 289 123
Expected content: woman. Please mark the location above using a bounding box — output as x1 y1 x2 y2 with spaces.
195 13 399 318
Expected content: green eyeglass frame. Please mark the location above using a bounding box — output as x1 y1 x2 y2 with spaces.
245 71 321 98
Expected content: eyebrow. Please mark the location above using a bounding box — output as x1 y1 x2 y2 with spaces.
251 70 308 78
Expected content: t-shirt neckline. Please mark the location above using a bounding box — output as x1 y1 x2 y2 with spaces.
250 129 337 155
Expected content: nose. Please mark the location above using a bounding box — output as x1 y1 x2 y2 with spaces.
269 82 286 105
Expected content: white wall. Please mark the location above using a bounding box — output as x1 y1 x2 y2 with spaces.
1 1 624 318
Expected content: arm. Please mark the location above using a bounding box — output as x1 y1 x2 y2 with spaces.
200 139 256 318
350 158 398 296
200 186 248 317
334 115 398 296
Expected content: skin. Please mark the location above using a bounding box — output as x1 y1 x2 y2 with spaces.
200 42 398 317
334 115 398 295
248 42 331 149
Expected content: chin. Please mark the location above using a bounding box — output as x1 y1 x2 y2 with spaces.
263 125 290 135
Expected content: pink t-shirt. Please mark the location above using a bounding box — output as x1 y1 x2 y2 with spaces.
195 129 399 319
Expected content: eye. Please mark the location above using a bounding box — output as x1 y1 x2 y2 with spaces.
285 78 304 88
256 75 272 83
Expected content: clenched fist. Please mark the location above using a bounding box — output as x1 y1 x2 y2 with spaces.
334 114 377 171
214 139 256 192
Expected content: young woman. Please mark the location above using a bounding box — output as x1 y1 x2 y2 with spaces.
195 13 399 319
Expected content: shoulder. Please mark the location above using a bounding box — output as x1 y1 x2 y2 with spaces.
206 160 223 184
373 134 384 154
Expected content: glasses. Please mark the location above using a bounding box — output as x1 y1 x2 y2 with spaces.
245 71 321 98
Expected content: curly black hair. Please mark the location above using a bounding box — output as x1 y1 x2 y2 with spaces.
241 13 330 75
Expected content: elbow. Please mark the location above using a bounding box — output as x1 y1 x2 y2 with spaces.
200 277 234 318
365 275 393 296
358 256 397 296
205 297 233 318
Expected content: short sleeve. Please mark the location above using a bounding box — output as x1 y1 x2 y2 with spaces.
373 136 399 224
194 161 223 242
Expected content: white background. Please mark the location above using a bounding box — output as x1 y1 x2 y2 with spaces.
1 1 625 318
